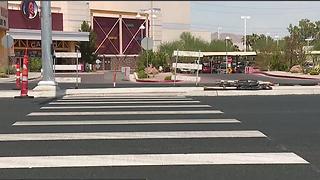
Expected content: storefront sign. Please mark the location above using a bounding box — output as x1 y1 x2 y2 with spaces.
21 0 38 20
14 40 69 50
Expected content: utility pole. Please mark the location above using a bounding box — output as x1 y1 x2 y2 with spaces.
241 16 250 52
217 27 222 40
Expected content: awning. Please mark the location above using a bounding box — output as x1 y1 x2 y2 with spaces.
97 54 139 57
203 51 257 56
8 29 89 42
309 51 320 55
173 50 204 57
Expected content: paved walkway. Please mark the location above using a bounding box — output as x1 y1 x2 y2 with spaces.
0 72 42 83
259 71 320 80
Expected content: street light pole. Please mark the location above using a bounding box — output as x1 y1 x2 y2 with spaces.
225 36 230 74
241 16 250 52
305 37 314 52
217 27 222 40
275 35 279 48
37 0 56 87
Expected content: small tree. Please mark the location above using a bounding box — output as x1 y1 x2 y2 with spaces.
78 21 97 64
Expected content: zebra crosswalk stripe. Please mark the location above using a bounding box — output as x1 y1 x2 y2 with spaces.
49 100 201 105
0 130 266 141
0 153 309 168
12 119 240 126
40 104 212 110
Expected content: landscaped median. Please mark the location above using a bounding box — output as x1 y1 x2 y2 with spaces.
133 72 201 83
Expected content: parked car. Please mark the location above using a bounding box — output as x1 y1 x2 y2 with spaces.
202 63 218 73
202 65 212 73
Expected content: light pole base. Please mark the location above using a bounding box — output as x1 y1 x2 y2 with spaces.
33 80 60 91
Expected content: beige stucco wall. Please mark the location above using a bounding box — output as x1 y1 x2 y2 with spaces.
52 1 90 31
89 1 190 24
0 1 8 68
89 1 190 49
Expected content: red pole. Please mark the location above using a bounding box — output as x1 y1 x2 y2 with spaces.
15 59 21 89
20 49 29 97
113 67 117 87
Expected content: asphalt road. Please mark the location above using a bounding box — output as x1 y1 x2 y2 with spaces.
0 95 319 179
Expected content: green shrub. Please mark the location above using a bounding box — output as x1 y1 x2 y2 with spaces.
309 69 319 75
164 76 172 80
0 66 16 75
137 70 148 79
29 58 42 72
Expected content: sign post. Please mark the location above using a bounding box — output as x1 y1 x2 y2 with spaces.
174 49 179 86
196 50 201 86
1 34 14 75
75 50 79 89
141 37 154 67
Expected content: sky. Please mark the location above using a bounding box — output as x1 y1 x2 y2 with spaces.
191 1 320 38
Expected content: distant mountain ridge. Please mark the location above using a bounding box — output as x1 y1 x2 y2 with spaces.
211 32 244 50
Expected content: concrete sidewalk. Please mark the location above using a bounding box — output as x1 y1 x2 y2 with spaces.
0 72 42 83
257 71 320 80
1 86 320 98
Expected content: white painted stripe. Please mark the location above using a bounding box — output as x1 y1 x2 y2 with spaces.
62 96 187 100
27 110 223 116
55 77 81 83
57 98 194 102
40 105 211 110
0 131 266 141
49 100 201 105
13 119 240 126
0 153 308 168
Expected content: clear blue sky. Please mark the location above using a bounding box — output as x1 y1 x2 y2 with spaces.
191 1 320 38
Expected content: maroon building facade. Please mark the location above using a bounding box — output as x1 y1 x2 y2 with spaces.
93 16 148 70
93 16 146 55
8 9 63 31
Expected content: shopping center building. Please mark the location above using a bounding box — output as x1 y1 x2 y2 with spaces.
6 1 209 70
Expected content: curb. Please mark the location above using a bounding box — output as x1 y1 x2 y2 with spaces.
256 71 320 80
